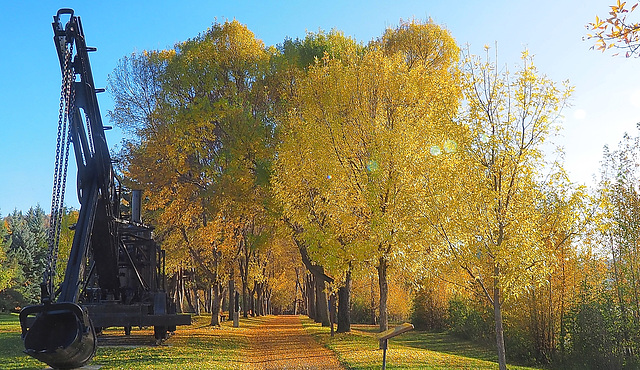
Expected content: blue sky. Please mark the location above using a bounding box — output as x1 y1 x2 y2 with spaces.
2 0 639 213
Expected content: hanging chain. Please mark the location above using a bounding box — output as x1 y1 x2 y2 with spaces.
44 40 75 297
52 84 75 289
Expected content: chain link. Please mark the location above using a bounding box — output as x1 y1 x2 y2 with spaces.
52 83 74 284
44 39 75 296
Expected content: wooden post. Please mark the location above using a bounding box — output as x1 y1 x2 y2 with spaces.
233 291 240 328
381 339 388 370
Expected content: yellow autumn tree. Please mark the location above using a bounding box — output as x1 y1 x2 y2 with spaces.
588 132 640 359
110 20 275 325
505 171 595 364
270 30 368 328
0 219 17 296
419 48 573 370
274 20 462 332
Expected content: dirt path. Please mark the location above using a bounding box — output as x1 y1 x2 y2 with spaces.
246 315 345 369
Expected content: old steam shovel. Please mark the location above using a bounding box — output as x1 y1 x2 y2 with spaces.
18 8 104 368
19 9 190 369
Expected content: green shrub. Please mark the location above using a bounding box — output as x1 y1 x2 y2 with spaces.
0 288 28 313
410 288 447 331
447 298 491 341
565 296 640 370
504 324 536 365
350 299 376 324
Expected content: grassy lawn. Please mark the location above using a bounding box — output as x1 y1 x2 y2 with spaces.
92 316 248 370
301 319 544 370
0 312 267 369
2 312 546 369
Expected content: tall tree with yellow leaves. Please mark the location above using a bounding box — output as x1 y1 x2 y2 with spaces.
271 30 367 327
594 131 640 357
0 217 17 300
274 20 462 332
420 49 572 370
109 20 274 326
517 174 593 364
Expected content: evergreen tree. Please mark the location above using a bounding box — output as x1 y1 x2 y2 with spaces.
3 206 48 306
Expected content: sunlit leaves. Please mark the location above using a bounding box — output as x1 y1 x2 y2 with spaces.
436 49 573 368
111 20 276 294
273 20 463 331
414 47 574 367
0 220 16 294
595 131 640 324
587 1 640 57
275 20 462 264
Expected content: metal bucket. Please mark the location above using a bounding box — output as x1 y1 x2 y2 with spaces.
20 302 97 369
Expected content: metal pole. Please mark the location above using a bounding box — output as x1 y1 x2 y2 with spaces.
382 339 388 370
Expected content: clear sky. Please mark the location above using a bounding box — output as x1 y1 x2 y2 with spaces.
1 0 639 214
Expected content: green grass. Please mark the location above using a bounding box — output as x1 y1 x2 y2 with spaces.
91 315 251 369
2 313 546 369
0 312 261 369
0 313 46 369
301 319 544 370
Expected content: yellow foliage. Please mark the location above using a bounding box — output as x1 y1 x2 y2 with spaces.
587 1 640 57
115 19 276 288
273 20 462 275
418 48 574 306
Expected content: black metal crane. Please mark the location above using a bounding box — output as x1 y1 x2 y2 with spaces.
18 9 190 369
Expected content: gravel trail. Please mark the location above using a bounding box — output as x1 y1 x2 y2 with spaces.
247 315 345 370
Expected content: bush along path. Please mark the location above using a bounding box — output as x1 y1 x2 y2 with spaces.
245 315 345 369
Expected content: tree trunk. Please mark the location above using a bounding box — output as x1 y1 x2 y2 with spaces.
301 276 308 315
307 274 316 320
220 288 226 317
294 268 300 315
194 286 201 316
204 286 211 314
185 283 195 313
240 255 248 318
370 273 377 325
256 282 263 316
315 273 330 326
337 270 351 333
377 256 389 332
242 282 248 318
494 270 507 370
288 223 334 321
249 286 255 317
228 269 235 320
262 286 268 315
210 282 224 326
172 271 182 314
329 293 336 337
266 288 272 314
239 250 250 318
178 268 186 313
